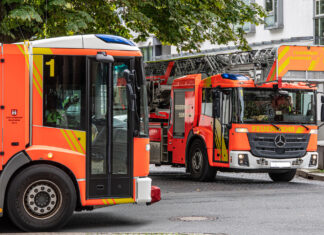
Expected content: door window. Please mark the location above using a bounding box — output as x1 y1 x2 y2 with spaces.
112 62 130 175
89 61 109 175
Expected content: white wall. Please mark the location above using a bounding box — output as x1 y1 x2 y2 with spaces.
171 0 314 54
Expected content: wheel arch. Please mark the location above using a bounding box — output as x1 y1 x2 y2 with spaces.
0 152 82 217
185 130 209 172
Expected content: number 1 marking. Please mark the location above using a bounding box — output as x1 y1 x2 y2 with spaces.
45 59 55 77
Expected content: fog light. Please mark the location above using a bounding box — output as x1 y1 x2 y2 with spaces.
238 154 249 167
309 154 317 167
292 158 303 165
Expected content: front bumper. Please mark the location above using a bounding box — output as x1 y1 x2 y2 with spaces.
135 177 161 204
229 151 318 170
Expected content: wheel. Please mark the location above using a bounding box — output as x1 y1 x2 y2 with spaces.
6 164 76 231
268 169 296 182
189 139 216 181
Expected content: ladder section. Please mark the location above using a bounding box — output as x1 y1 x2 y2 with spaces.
161 125 169 163
145 47 277 85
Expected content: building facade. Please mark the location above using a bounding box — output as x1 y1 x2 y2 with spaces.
138 0 315 60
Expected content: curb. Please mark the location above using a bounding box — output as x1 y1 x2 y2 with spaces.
296 169 324 181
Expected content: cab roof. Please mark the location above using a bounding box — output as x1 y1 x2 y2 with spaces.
201 74 316 90
25 34 139 51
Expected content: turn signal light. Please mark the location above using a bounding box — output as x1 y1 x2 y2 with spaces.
235 128 249 133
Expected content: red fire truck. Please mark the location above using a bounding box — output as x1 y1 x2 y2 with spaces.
0 34 160 231
147 45 322 182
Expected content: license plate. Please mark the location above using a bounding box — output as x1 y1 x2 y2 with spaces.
270 162 291 168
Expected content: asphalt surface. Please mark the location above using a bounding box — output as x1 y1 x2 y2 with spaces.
2 166 324 234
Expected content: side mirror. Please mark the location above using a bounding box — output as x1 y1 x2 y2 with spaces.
321 104 324 122
321 95 324 103
96 53 114 63
213 91 221 118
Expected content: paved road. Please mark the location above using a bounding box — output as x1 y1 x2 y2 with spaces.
1 166 324 234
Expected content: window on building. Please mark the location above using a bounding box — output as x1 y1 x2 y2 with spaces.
43 55 86 130
264 0 283 29
140 46 153 62
234 0 256 33
315 0 324 45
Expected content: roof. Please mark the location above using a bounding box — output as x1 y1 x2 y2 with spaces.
28 34 139 51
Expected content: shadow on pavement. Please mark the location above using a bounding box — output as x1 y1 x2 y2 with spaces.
0 211 150 233
63 211 151 231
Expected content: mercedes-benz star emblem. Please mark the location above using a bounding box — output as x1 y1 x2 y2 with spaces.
274 135 286 148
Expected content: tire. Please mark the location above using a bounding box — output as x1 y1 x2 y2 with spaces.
189 139 216 181
268 169 296 182
6 164 76 232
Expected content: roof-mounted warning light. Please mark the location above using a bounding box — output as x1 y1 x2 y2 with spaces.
221 73 249 81
95 34 135 46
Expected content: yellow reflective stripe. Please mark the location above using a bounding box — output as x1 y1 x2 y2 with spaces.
33 79 42 98
65 130 83 153
17 45 30 70
33 55 43 89
107 199 114 205
308 60 317 70
33 48 53 55
71 130 86 154
101 198 135 205
278 58 290 76
60 129 76 151
114 198 135 204
278 46 290 61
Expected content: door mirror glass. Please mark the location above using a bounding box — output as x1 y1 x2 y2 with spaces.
321 104 324 122
321 95 324 103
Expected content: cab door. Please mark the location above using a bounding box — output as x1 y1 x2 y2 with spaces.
213 90 231 163
87 57 133 198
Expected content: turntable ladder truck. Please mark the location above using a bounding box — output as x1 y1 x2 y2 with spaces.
146 45 323 182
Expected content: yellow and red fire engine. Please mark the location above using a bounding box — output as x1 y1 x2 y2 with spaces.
147 45 322 182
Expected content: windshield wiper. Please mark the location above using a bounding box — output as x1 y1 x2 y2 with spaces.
298 124 309 131
271 123 281 131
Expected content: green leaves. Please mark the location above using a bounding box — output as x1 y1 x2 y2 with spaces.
0 0 265 52
9 5 42 22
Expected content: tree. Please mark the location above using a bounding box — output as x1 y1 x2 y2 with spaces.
0 0 265 51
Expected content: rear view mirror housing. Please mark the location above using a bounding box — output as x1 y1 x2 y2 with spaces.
96 52 114 63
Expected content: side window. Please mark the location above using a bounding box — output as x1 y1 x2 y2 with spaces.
205 88 213 117
43 55 86 130
222 92 232 125
174 91 185 137
202 88 213 116
201 88 206 115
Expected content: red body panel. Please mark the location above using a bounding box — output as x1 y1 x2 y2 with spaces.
2 45 29 166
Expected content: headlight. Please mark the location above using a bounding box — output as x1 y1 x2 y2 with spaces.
235 128 249 133
310 129 318 134
146 144 150 151
309 154 318 167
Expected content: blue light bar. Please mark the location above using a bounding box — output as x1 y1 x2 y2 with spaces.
95 34 135 46
221 73 249 80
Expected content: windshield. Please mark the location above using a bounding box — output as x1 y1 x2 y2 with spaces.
235 88 316 124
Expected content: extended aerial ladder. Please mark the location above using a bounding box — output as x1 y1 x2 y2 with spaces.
145 45 324 113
